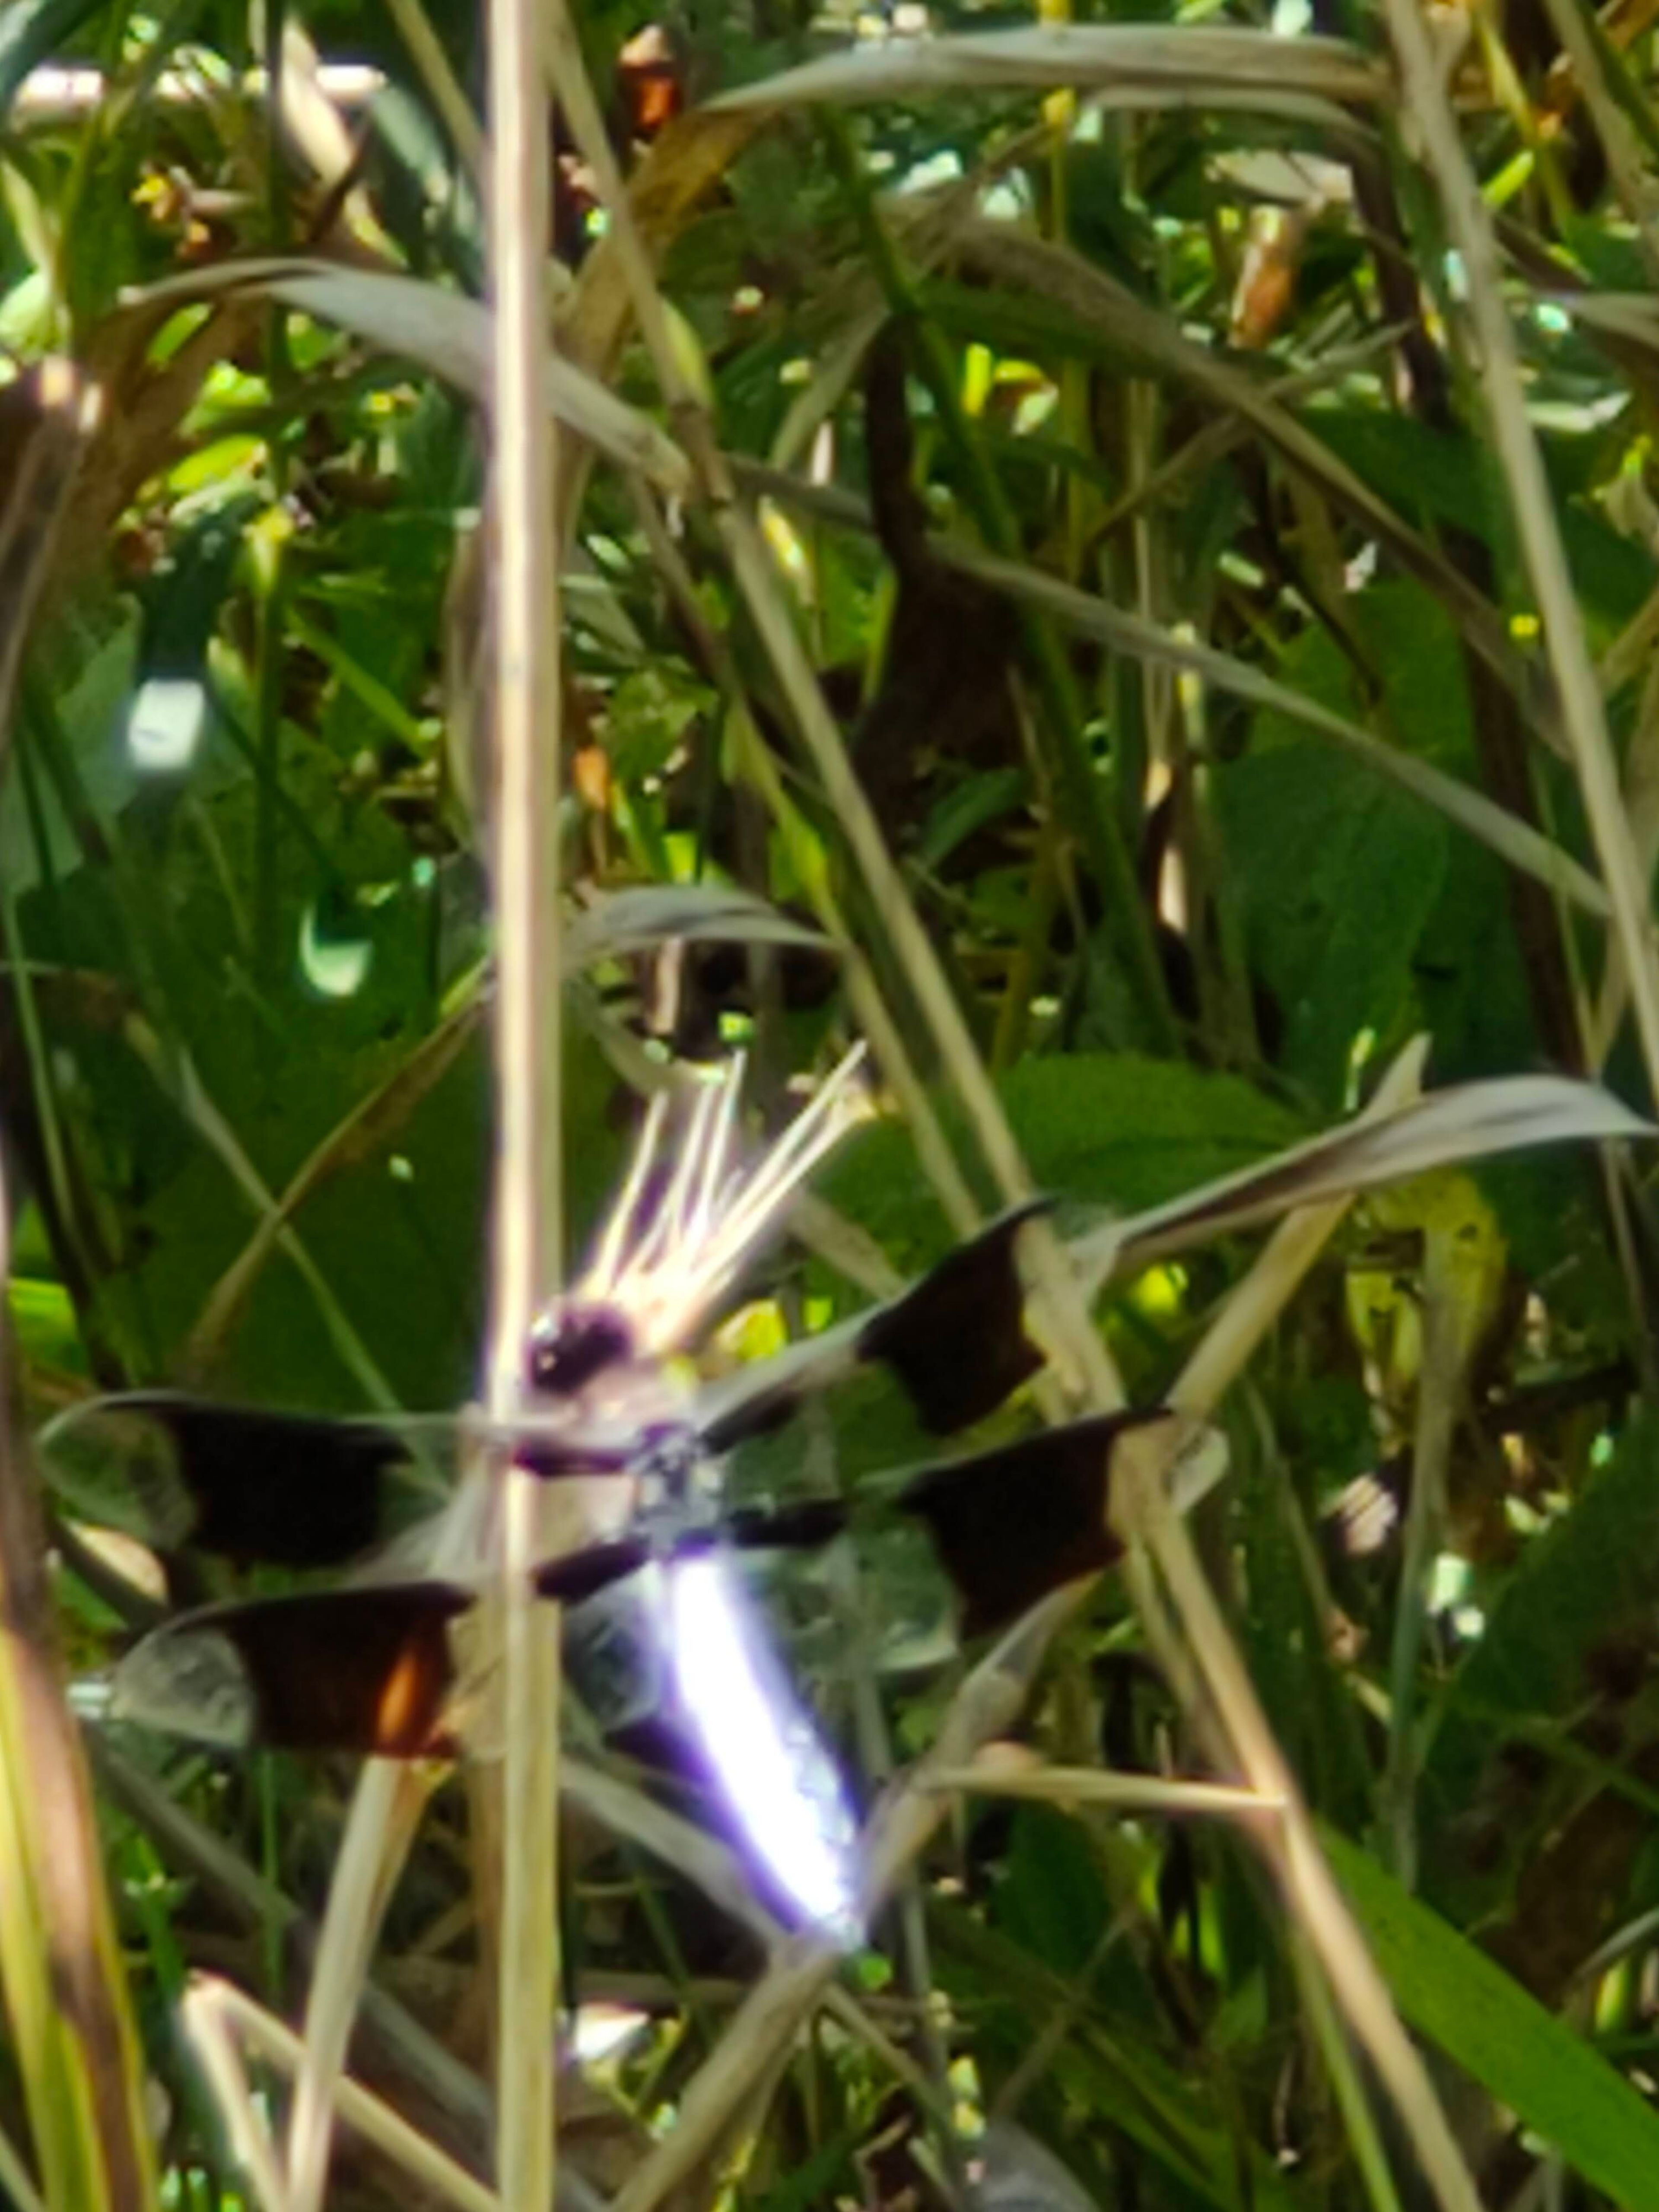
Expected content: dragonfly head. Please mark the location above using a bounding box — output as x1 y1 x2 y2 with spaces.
526 1301 638 1398
517 1304 694 1478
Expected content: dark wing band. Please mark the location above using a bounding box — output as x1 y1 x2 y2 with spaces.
112 1581 473 1755
898 1408 1170 1637
54 1392 411 1569
699 1200 1053 1453
853 1201 1052 1433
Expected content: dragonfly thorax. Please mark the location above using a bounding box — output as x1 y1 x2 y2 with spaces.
629 1422 708 1516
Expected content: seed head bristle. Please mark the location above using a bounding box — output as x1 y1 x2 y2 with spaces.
576 1048 868 1356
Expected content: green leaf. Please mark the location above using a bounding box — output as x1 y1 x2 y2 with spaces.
821 1052 1305 1278
752 2128 860 2211
604 666 717 783
999 1052 1307 1210
1223 752 1447 1104
6 1274 83 1378
1301 411 1491 549
938 1905 1298 2212
919 766 1029 871
998 1803 1109 1972
1325 1827 1659 2212
1220 589 1466 1105
1410 840 1536 1081
1304 411 1656 642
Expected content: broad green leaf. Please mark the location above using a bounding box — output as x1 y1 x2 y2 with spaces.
1220 748 1447 1106
1410 840 1537 1082
1307 407 1657 644
1249 585 1475 772
603 666 719 783
1220 589 1471 1106
1212 593 1478 1106
1325 1828 1659 2212
821 1052 1306 1277
998 1803 1109 1972
998 1053 1306 1211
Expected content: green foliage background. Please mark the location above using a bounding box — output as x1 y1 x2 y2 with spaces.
4 0 1659 2206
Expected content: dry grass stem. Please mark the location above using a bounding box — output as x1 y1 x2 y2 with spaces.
732 468 1607 917
285 1764 436 2212
1385 0 1659 1108
189 1978 501 2212
383 0 485 179
922 1763 1287 1821
486 0 565 2191
0 1154 156 2212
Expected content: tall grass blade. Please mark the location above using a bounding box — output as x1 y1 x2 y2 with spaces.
0 1156 157 2212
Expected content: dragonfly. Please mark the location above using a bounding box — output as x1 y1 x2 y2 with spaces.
43 1053 1207 1946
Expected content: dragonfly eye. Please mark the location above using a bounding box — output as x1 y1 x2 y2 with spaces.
528 1303 637 1397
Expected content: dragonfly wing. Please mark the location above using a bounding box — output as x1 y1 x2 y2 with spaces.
109 1582 474 1755
563 1567 675 1733
39 1392 436 1569
534 1532 658 1604
898 1408 1173 1637
693 1201 1053 1455
693 1317 866 1454
722 1497 849 1552
665 1551 861 1945
855 1201 1051 1433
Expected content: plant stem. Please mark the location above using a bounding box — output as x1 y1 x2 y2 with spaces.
487 0 564 2191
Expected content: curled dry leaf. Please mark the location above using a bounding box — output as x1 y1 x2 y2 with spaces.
124 257 694 494
1080 1071 1654 1287
563 886 829 967
712 25 1387 112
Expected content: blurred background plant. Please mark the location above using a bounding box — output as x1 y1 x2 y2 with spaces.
7 0 1659 2204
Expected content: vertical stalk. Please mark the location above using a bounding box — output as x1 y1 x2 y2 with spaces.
254 0 288 998
0 1154 158 2212
1384 0 1659 1112
486 0 563 2199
